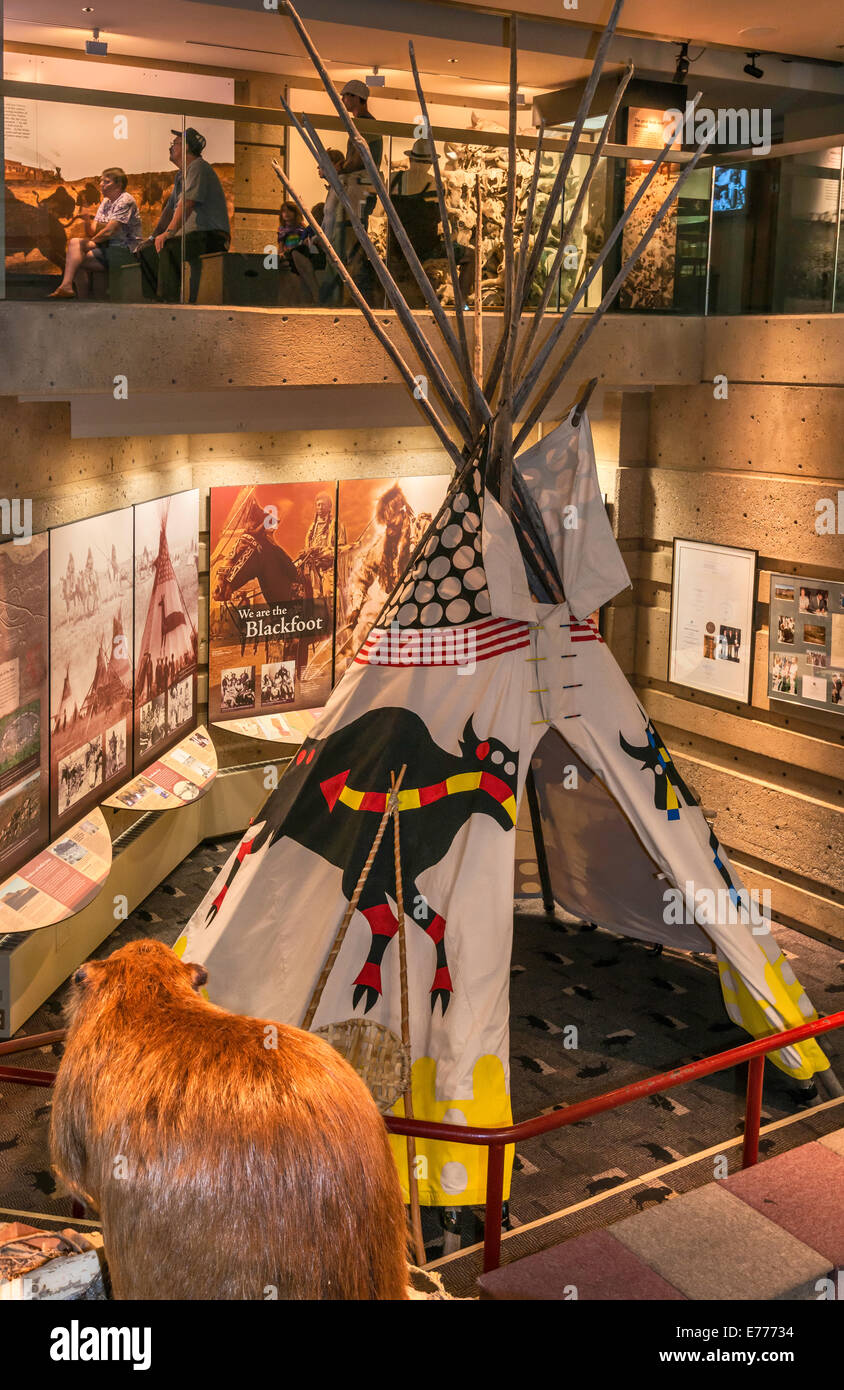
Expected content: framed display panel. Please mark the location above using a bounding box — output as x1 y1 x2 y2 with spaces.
0 806 111 934
668 539 757 703
209 482 337 723
134 489 199 772
768 573 844 717
105 725 215 811
334 474 451 679
49 505 134 832
0 533 49 877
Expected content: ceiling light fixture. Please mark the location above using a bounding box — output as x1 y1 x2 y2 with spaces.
85 26 107 56
743 51 764 79
673 41 690 85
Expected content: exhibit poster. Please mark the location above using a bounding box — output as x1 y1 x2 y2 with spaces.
209 483 336 724
49 505 134 831
134 490 199 772
0 533 49 879
105 726 216 812
0 806 111 934
768 572 844 717
619 106 681 310
334 474 451 678
668 539 757 702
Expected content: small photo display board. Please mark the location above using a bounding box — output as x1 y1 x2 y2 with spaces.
668 539 756 702
768 573 844 717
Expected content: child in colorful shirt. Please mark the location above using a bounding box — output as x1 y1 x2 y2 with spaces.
277 202 320 302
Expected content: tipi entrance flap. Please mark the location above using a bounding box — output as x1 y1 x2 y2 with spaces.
530 728 710 954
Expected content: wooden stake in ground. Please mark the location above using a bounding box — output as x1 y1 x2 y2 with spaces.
301 765 408 1031
390 770 426 1267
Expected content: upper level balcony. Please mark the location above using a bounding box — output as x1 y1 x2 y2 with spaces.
3 56 843 321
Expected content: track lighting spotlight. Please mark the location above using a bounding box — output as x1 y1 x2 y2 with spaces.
744 52 764 79
673 42 690 85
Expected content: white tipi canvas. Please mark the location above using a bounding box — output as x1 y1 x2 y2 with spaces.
178 416 829 1208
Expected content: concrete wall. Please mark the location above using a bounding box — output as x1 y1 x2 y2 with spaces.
605 315 844 948
0 394 449 774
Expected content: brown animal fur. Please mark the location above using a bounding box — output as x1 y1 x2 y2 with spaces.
50 939 409 1300
4 187 69 270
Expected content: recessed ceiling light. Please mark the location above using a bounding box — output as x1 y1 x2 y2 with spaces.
448 57 458 63
739 27 778 38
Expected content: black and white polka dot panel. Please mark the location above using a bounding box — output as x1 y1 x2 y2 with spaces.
381 464 492 629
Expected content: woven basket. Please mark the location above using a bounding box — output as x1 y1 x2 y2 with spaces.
313 1018 411 1113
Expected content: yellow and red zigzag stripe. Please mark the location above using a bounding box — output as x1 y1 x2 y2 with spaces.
320 767 518 825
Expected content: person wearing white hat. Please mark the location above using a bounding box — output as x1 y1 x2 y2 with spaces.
390 137 436 198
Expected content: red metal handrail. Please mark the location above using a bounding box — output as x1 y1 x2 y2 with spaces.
3 1013 843 1274
386 1010 844 1273
0 1028 66 1089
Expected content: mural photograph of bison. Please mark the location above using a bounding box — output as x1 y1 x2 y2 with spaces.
4 161 234 289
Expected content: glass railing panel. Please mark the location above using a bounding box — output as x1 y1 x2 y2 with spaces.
598 152 711 315
3 87 842 317
3 99 186 300
770 147 843 314
708 149 844 315
837 161 844 313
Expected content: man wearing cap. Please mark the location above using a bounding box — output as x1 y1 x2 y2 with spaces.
337 79 383 303
137 129 231 303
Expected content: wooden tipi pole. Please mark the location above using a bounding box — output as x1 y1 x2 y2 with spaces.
390 770 426 1267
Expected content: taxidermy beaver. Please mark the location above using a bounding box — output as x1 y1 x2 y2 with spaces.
50 939 409 1300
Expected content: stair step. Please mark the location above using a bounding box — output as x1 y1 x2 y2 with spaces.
608 1184 830 1301
478 1227 686 1301
722 1141 844 1269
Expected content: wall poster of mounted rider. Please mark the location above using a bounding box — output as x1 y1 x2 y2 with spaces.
0 533 50 878
134 490 199 773
209 483 337 724
334 474 451 680
49 506 134 832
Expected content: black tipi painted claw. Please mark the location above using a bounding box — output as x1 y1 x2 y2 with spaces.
353 983 380 1014
430 989 451 1015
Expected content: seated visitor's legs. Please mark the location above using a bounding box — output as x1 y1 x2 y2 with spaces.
72 246 108 301
157 236 183 302
154 229 230 304
137 242 161 300
184 229 229 303
47 237 90 298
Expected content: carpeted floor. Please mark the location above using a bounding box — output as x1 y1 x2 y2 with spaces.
1 834 842 1256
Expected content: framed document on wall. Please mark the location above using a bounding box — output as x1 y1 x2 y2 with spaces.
668 539 757 702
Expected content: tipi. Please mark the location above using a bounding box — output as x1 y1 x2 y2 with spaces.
108 606 133 697
53 666 77 732
79 636 123 722
178 0 832 1211
136 501 197 702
